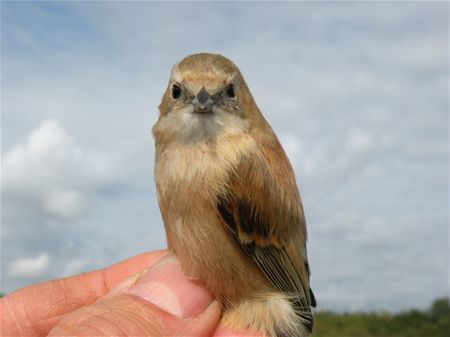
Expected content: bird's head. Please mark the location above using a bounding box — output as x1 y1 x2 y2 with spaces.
154 53 260 143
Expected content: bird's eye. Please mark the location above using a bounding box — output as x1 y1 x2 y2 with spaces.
225 84 235 98
172 84 182 99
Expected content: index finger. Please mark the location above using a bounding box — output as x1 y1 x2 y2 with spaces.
1 250 167 337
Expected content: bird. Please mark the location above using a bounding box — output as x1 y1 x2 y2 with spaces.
153 53 315 337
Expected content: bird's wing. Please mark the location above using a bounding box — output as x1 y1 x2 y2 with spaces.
217 135 315 332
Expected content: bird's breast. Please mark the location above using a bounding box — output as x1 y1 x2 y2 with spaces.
154 133 255 198
154 134 269 301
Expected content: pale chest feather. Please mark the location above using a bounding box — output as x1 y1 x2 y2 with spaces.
155 134 256 200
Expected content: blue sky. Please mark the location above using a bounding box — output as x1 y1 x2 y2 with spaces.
1 1 449 312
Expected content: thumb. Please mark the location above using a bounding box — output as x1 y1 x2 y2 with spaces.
47 255 221 336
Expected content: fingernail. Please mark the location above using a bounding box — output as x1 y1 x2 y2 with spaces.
127 255 214 318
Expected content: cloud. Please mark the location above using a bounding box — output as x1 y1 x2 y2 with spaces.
3 120 117 221
1 119 164 291
9 253 51 277
43 189 87 220
62 257 91 277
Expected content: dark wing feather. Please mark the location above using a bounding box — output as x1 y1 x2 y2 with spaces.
217 137 315 332
218 198 314 332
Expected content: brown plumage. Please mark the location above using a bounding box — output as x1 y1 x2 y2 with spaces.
153 53 315 337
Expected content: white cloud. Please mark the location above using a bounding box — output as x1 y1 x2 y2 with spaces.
9 253 51 277
62 257 91 277
346 130 372 152
2 119 117 222
43 189 87 220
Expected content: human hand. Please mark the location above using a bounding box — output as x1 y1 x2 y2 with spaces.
1 251 258 336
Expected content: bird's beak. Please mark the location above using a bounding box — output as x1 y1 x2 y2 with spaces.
192 87 214 114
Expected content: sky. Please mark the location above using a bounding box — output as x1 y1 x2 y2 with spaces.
1 1 449 312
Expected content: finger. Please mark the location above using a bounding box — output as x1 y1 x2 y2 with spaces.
1 250 166 337
48 255 221 337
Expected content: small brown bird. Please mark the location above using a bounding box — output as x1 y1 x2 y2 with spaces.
153 53 315 337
